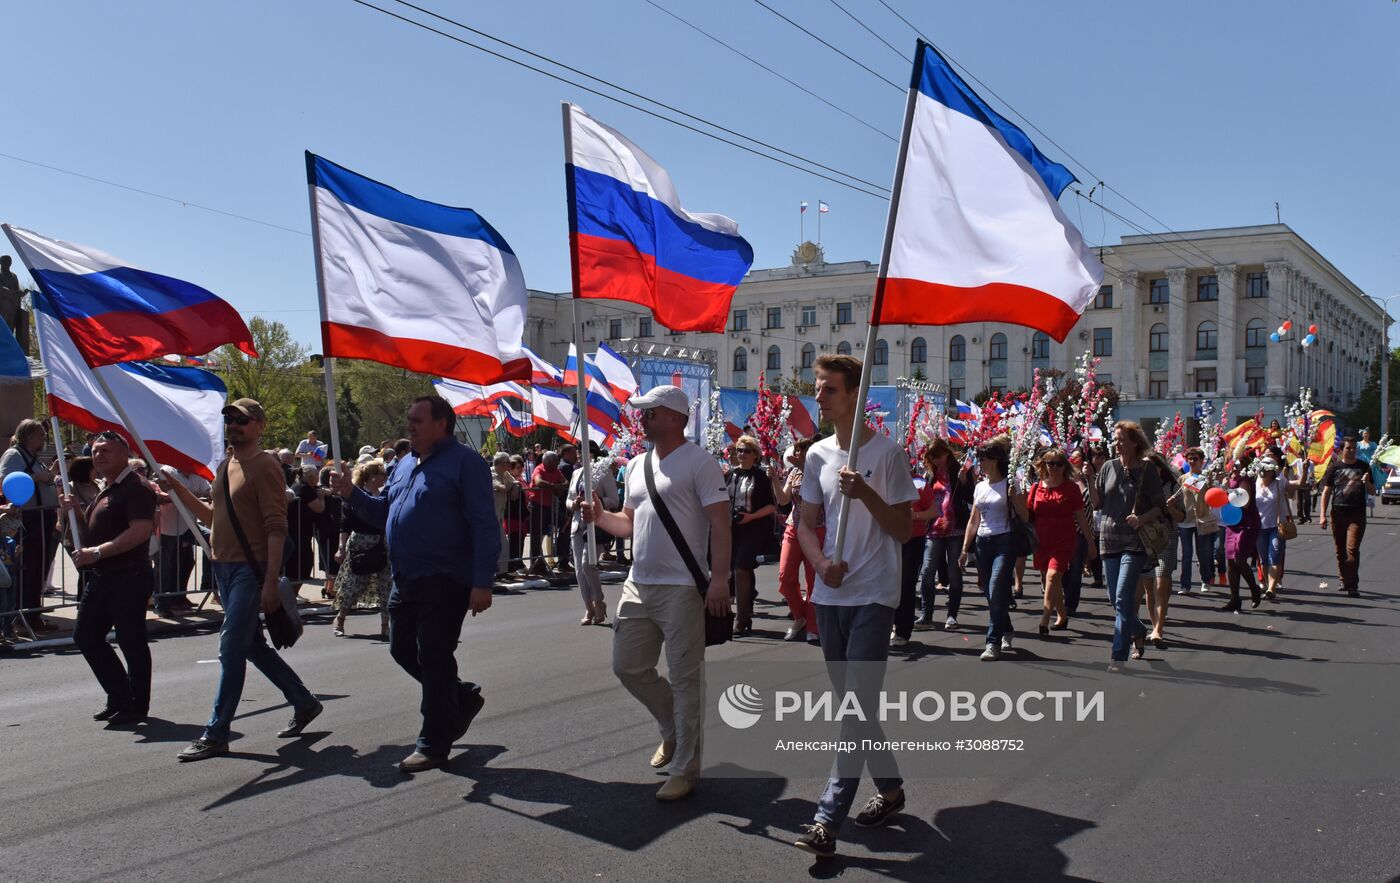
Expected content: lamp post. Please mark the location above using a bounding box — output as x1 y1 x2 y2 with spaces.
1379 295 1399 441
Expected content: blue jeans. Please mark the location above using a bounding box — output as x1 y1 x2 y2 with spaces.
813 603 902 831
1177 526 1217 589
1102 552 1149 661
919 534 963 618
203 562 315 743
1063 534 1087 614
974 532 1014 646
1257 527 1283 567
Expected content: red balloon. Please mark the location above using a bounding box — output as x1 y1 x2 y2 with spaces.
1204 487 1229 508
1308 324 1318 334
1281 320 1293 331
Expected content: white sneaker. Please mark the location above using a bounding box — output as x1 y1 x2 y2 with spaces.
1199 582 1211 594
980 643 1001 661
1000 635 1014 652
890 635 909 648
944 616 958 630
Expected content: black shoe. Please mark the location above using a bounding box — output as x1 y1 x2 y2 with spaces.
453 687 485 742
794 822 837 857
107 707 148 726
93 704 124 721
1347 589 1360 598
853 790 905 828
1219 602 1241 613
1250 597 1261 609
914 615 934 630
276 699 323 737
178 738 229 762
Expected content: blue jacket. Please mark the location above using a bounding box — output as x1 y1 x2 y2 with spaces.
349 436 499 588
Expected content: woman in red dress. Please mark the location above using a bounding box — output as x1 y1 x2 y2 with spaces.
1027 448 1098 636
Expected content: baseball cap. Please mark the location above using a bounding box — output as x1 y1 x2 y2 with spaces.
222 398 266 422
630 385 690 416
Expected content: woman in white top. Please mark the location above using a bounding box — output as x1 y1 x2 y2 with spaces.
1254 458 1291 600
958 439 1028 662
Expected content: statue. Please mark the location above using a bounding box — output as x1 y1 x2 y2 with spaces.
0 255 29 353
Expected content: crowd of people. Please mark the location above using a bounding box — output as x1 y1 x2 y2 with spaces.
2 351 1393 862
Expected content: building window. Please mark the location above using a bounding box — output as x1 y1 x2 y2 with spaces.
873 339 889 383
1245 271 1268 299
989 333 1007 360
1031 332 1049 360
1197 275 1218 301
1196 320 1218 355
1148 372 1167 399
637 317 652 338
800 343 815 383
1092 327 1112 357
1097 373 1113 387
1093 286 1114 310
949 334 966 363
1246 366 1265 395
835 302 852 325
1149 323 1168 353
733 348 747 387
873 339 889 366
766 345 781 371
836 340 852 356
732 310 748 331
950 386 964 401
910 336 927 364
800 305 816 327
1149 279 1169 305
766 307 782 329
1245 318 1267 348
608 318 623 340
1194 367 1217 393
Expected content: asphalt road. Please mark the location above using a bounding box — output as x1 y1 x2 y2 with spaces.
3 509 1399 882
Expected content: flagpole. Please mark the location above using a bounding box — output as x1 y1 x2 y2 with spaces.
305 153 345 475
831 42 923 566
800 203 805 244
48 416 82 547
561 101 598 567
817 201 822 246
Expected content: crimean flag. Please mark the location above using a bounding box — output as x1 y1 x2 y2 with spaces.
565 103 754 333
872 42 1102 341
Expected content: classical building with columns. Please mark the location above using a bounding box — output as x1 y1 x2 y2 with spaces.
523 225 1384 432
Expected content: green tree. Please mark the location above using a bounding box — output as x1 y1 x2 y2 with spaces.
214 316 318 447
340 360 434 447
1346 346 1400 437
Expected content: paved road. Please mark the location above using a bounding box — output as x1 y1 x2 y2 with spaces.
3 510 1399 882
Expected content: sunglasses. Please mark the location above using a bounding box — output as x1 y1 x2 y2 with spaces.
93 430 125 444
223 415 253 426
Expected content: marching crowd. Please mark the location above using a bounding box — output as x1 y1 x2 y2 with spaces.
1 352 1392 860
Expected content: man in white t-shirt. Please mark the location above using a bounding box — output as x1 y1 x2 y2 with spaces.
793 354 916 859
294 431 322 469
581 385 731 802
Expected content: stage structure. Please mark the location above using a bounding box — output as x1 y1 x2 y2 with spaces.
610 339 717 445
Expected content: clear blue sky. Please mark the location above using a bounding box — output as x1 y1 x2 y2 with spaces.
5 0 1397 348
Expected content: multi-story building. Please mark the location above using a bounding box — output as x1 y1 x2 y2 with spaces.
524 225 1386 431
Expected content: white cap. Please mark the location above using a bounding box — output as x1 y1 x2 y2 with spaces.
630 384 690 416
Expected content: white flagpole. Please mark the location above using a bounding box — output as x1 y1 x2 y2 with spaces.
48 416 82 547
561 102 598 567
305 155 345 476
831 43 923 565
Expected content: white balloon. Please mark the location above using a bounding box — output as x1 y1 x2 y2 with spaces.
1227 487 1249 508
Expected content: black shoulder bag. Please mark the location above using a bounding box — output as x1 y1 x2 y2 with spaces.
219 460 303 650
642 450 733 647
1008 481 1039 558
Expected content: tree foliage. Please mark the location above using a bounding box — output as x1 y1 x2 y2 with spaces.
215 316 317 449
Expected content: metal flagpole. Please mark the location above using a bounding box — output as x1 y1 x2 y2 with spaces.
562 102 598 566
831 41 923 565
305 153 345 475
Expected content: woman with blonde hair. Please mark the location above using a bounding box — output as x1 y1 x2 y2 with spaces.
1026 447 1096 636
331 460 390 638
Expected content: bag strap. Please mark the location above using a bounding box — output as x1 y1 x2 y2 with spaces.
642 450 708 594
219 459 266 584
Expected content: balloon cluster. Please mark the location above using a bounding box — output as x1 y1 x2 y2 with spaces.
1203 485 1249 526
1269 319 1320 348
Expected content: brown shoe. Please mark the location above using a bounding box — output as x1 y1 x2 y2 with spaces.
398 751 447 773
655 776 694 801
650 740 676 768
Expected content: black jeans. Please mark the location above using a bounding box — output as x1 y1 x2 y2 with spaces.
894 536 926 638
19 508 58 615
74 563 153 712
388 575 473 758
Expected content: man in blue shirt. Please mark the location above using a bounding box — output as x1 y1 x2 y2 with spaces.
332 395 499 773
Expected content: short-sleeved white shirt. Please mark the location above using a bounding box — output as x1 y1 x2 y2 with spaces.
800 432 917 609
974 479 1011 536
624 442 729 586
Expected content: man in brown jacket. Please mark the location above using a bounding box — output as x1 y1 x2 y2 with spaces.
163 398 324 761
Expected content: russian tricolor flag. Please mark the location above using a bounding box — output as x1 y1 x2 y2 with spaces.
874 43 1102 342
308 153 529 383
3 225 256 368
565 104 755 334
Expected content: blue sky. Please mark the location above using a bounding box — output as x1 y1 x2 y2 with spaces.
4 0 1397 347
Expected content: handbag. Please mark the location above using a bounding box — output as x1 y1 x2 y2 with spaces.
219 460 304 650
1009 483 1039 558
642 450 734 647
1128 462 1172 560
1277 484 1297 540
348 536 388 575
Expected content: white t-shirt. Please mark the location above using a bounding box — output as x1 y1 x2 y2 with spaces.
974 479 1011 536
295 439 323 467
1256 478 1283 529
624 442 729 586
800 432 917 609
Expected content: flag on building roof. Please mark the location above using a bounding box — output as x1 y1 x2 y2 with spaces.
565 103 755 334
3 225 256 369
800 201 809 214
32 288 225 479
307 153 529 384
818 200 829 213
871 42 1103 342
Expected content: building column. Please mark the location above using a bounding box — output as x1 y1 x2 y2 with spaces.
1165 267 1189 397
1215 264 1238 397
1265 261 1291 395
1118 270 1140 398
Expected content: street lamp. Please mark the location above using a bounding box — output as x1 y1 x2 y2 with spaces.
1379 295 1399 441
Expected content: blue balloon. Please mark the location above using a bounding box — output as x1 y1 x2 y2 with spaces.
2 470 35 506
1181 461 1191 474
1218 503 1242 526
1269 332 1281 343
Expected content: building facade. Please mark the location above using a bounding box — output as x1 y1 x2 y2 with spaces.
524 225 1385 429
